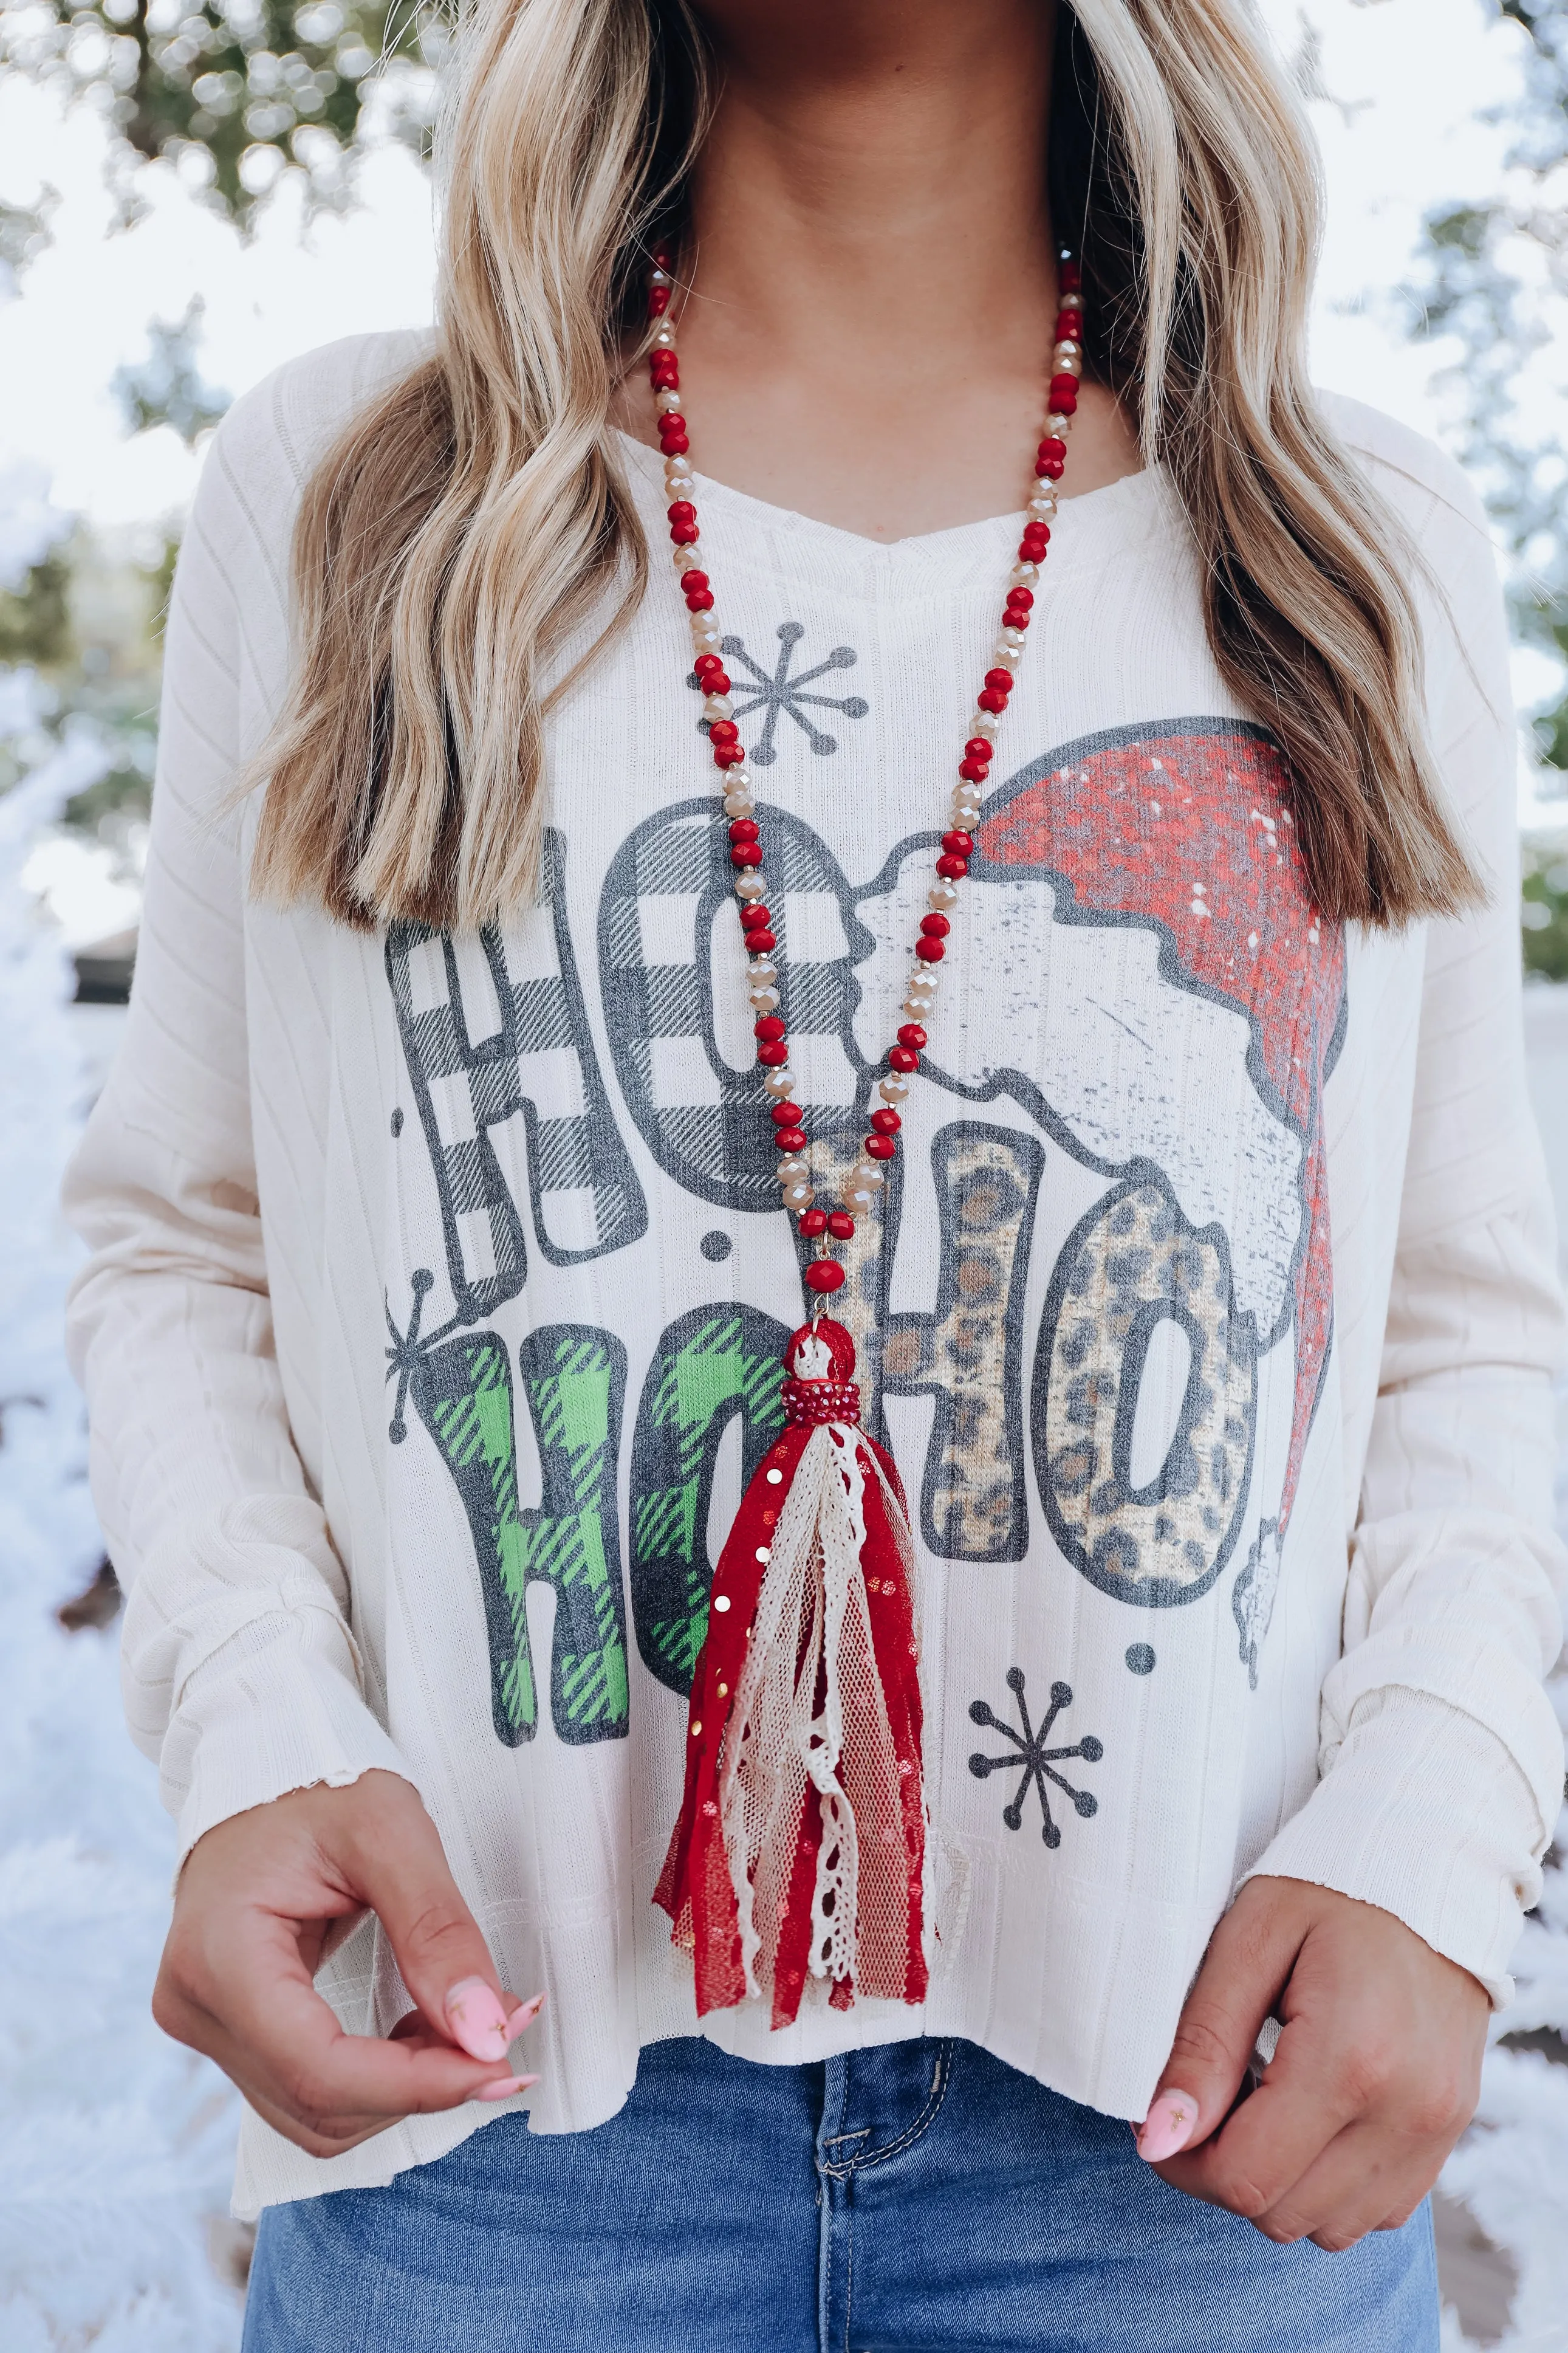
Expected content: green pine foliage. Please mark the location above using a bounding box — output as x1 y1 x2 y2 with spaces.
0 0 447 224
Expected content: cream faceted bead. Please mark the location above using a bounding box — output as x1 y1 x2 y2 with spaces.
781 1183 815 1211
703 694 734 723
928 880 959 913
652 325 676 347
1052 342 1083 376
749 986 781 1012
723 790 755 818
999 626 1027 654
763 1069 796 1100
727 765 753 792
669 531 696 562
952 804 982 834
655 388 683 413
878 1074 910 1104
1009 560 1041 588
849 1160 885 1194
969 712 999 743
734 873 766 901
776 1157 809 1185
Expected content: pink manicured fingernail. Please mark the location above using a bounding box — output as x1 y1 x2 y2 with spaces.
505 1992 546 2038
445 1978 511 2064
476 2073 539 2103
1137 2090 1199 2164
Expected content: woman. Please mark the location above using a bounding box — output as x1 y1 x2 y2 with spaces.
66 1 1565 2346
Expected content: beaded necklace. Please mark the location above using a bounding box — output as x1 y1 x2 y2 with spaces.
652 252 1085 2033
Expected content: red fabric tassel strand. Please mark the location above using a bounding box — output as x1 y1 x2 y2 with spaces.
656 1322 928 2028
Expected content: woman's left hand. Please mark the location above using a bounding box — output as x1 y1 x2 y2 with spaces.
1138 1875 1489 2250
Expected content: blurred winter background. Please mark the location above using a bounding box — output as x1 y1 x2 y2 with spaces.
1 0 1567 2341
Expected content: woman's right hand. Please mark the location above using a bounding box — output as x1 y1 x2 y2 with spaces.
153 1769 543 2158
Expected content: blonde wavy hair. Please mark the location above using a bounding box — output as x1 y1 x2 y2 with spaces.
252 0 1479 933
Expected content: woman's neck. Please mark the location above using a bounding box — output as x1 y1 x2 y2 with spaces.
616 0 1142 540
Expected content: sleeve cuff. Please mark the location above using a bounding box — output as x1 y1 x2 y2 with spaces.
149 1599 420 1872
1241 1685 1557 2007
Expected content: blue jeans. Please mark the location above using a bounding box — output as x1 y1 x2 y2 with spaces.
244 2036 1438 2351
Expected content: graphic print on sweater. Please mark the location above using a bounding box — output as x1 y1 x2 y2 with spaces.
388 718 1344 1737
970 720 1346 1626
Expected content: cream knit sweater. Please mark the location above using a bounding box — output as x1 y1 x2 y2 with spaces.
64 332 1566 2219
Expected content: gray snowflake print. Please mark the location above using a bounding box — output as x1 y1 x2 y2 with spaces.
968 1668 1103 1849
690 622 869 764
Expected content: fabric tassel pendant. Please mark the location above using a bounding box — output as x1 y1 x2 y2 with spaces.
655 1321 929 2028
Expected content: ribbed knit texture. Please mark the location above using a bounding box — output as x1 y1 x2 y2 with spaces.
63 333 1567 2219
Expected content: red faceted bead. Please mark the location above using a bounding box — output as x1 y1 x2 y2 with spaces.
916 936 946 962
1021 523 1051 551
770 1100 800 1125
1007 586 1035 612
648 284 671 315
805 1259 846 1294
984 668 1013 693
1054 309 1083 340
671 520 699 543
757 1042 789 1067
936 853 969 880
869 1107 900 1135
1060 259 1081 292
1038 437 1067 464
747 929 776 953
958 756 989 782
754 1014 785 1040
728 817 758 840
1002 606 1030 630
730 842 762 867
827 1211 856 1241
775 1125 808 1152
741 902 771 929
864 1133 895 1160
977 687 1008 714
920 913 950 937
685 591 714 611
680 568 709 592
799 1207 829 1237
1035 457 1065 481
888 1045 920 1073
1049 388 1079 417
897 1023 926 1049
660 432 691 455
942 830 974 855
708 719 740 747
714 742 745 768
963 738 993 762
694 654 725 682
666 500 696 525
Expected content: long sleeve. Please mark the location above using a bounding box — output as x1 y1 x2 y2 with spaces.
1246 427 1567 2001
63 365 416 1868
